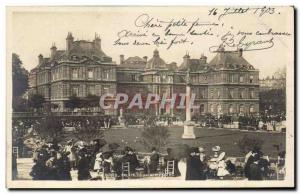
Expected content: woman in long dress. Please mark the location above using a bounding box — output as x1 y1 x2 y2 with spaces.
185 147 205 180
216 152 230 179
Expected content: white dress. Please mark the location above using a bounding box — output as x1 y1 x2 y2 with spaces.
93 153 103 170
217 160 230 177
178 159 187 180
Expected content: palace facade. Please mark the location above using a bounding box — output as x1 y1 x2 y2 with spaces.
28 33 259 116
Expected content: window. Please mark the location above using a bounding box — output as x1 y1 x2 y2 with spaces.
87 85 95 95
249 105 255 113
72 68 79 79
239 105 244 114
249 75 254 83
210 90 214 99
250 88 255 99
210 104 214 113
199 89 205 99
103 69 109 80
131 74 137 81
229 104 234 114
239 89 244 99
103 86 109 94
217 90 221 98
239 75 244 83
200 104 205 113
229 88 234 99
217 104 222 113
72 86 79 96
88 69 94 79
229 74 234 83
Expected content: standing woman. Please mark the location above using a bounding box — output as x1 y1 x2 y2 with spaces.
77 148 91 180
186 147 205 180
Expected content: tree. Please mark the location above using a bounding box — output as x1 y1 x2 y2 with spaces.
33 116 64 142
83 95 100 108
12 53 28 97
237 135 264 154
141 125 170 152
12 96 28 112
259 89 286 114
65 95 83 110
28 94 45 110
75 117 104 143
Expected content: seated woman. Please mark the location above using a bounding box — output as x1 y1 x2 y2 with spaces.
149 147 159 173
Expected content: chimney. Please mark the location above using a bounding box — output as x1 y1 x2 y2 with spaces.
183 52 190 67
120 55 125 64
38 54 43 65
143 56 148 63
94 33 101 50
66 32 74 54
238 48 243 57
50 43 57 60
200 53 207 64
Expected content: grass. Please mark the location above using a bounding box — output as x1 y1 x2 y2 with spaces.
104 126 285 158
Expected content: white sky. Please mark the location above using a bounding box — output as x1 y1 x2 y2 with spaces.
9 6 293 78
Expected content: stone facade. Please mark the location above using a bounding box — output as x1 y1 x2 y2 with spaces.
29 33 259 116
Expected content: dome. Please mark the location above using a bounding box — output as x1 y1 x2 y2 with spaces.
146 49 167 69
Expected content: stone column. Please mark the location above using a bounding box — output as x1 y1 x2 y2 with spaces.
182 73 196 139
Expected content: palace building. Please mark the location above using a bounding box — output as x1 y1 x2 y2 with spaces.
28 33 259 116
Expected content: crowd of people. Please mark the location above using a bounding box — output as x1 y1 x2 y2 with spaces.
24 139 285 181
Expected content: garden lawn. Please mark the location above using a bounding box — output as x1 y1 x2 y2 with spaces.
104 126 285 158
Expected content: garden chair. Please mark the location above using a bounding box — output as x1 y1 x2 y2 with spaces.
164 160 175 177
121 162 130 179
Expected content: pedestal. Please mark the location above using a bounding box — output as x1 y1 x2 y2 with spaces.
118 116 125 127
182 121 196 139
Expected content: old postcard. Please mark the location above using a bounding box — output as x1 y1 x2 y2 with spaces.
6 6 294 188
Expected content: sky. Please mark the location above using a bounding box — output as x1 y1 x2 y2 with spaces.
8 6 293 78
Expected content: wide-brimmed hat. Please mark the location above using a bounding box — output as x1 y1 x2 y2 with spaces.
212 146 221 152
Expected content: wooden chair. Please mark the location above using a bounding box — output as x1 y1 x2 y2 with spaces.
121 162 130 179
164 160 175 177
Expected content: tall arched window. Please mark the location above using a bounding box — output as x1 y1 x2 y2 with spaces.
229 104 234 114
249 105 255 113
200 104 205 113
210 104 214 113
217 104 222 113
239 104 244 114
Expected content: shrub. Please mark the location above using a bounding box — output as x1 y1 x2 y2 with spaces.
237 135 264 154
141 125 170 152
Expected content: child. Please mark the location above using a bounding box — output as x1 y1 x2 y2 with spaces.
93 151 103 177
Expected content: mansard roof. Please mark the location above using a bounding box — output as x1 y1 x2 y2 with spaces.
119 56 146 69
70 41 107 58
208 49 255 70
